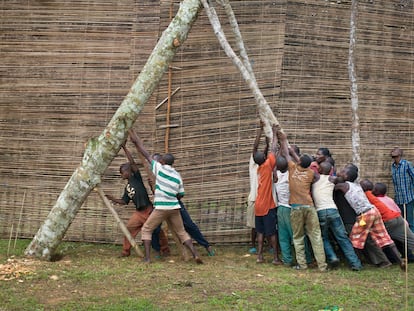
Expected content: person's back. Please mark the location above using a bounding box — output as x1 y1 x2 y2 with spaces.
277 130 327 271
334 164 406 270
255 152 276 216
275 156 294 266
372 182 402 214
313 162 362 270
364 180 414 262
251 123 281 265
344 181 374 216
151 154 183 210
288 154 314 207
312 162 336 211
275 169 289 207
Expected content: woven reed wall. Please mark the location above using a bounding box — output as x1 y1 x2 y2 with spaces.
1 0 413 245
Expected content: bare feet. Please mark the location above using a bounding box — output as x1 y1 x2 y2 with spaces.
194 256 203 264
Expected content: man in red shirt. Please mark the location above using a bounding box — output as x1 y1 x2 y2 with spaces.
252 122 281 265
360 179 413 266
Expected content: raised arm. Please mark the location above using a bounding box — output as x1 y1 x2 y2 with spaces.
252 121 263 154
263 135 270 157
128 129 152 164
288 146 300 163
270 124 279 154
122 144 139 173
277 129 290 162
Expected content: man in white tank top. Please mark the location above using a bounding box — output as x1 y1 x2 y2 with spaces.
312 162 362 271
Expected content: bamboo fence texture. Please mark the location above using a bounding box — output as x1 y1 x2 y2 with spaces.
1 0 413 246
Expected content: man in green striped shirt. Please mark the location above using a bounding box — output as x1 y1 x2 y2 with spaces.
130 131 203 264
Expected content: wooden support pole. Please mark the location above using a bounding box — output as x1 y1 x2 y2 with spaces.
95 186 144 257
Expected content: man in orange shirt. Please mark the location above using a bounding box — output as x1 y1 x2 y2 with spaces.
252 122 281 265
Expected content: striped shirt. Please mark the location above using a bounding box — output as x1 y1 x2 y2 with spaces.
391 159 414 204
151 160 184 210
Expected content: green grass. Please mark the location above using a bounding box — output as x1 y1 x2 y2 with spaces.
1 239 413 311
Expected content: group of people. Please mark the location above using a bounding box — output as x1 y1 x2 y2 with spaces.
106 130 214 264
247 122 414 272
105 124 414 271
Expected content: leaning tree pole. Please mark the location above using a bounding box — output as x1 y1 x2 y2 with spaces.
26 0 283 260
25 0 203 260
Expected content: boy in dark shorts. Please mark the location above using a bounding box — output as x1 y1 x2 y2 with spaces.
252 122 281 265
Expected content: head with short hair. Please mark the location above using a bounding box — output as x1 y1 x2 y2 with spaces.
360 179 374 191
319 161 332 175
390 147 403 164
372 182 387 196
120 163 132 179
162 153 175 165
276 155 288 172
339 163 359 182
152 153 163 163
299 154 312 168
253 151 266 166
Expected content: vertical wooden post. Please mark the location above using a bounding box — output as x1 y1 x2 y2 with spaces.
162 0 191 261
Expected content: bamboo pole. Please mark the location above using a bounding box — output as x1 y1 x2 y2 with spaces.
14 190 26 249
165 0 175 154
95 186 144 257
155 87 181 110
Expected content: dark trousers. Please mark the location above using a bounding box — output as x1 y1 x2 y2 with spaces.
179 201 210 248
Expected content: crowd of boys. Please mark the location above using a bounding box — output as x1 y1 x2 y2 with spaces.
105 124 413 271
247 123 414 271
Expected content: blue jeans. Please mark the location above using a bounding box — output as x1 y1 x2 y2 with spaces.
317 208 362 269
179 201 210 249
398 200 414 233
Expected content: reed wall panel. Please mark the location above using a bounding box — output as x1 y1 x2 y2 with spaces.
1 0 413 246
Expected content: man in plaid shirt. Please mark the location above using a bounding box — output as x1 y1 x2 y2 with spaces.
391 147 414 232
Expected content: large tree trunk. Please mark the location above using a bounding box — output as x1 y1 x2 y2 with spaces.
25 0 202 260
348 0 361 169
